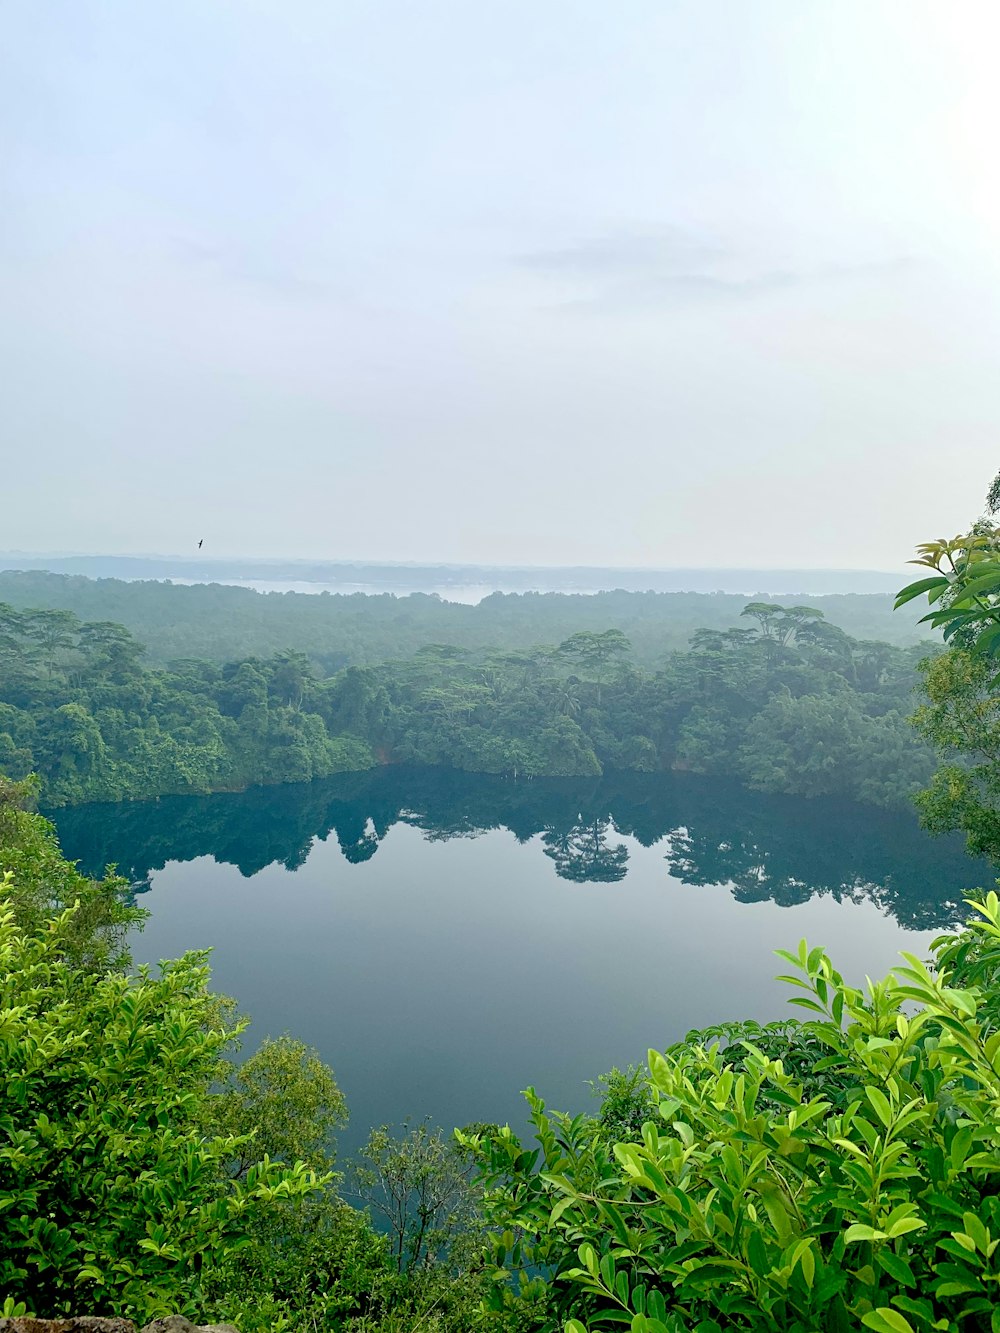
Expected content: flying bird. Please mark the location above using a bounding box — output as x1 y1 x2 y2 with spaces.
198 539 203 549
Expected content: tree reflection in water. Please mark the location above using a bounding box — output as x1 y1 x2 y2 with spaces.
542 818 629 883
49 766 992 930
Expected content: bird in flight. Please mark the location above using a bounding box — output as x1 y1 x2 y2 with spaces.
198 539 204 549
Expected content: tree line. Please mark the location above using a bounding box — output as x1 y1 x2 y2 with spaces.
0 598 935 808
0 568 929 672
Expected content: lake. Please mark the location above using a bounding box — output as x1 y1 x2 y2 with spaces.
50 768 992 1155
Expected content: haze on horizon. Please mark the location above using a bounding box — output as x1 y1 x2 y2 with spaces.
4 1 1000 569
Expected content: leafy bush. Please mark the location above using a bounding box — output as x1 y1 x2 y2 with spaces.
466 896 1000 1332
352 1120 483 1274
204 1191 391 1332
0 886 326 1321
205 1033 349 1180
0 774 141 970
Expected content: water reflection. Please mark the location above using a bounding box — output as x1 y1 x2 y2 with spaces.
48 767 992 931
542 818 629 883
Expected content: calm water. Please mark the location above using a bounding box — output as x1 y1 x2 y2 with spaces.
50 769 992 1152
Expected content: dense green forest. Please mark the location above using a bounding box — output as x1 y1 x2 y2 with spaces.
0 569 929 671
0 597 933 807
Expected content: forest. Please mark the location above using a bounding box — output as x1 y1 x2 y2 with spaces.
0 595 935 808
0 568 929 671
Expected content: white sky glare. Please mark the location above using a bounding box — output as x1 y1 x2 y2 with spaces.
3 0 1000 567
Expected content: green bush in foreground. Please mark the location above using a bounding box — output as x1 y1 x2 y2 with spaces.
0 774 141 971
0 884 326 1321
467 894 1000 1333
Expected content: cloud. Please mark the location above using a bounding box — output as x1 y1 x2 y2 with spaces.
516 226 725 277
577 267 799 311
169 234 339 302
516 228 917 312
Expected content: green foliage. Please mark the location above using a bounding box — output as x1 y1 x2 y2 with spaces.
204 1188 392 1332
0 590 934 804
0 602 374 805
467 900 1000 1332
0 775 141 970
341 1263 534 1333
908 646 1000 860
896 529 1000 657
352 1120 481 1274
590 1066 657 1145
896 486 1000 861
210 1112 529 1332
206 1034 349 1179
322 609 930 800
0 570 930 673
0 891 326 1320
932 888 1000 1031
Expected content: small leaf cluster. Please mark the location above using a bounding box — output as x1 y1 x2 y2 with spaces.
895 529 1000 656
467 899 1000 1332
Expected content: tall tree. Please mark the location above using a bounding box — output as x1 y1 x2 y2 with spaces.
556 629 632 703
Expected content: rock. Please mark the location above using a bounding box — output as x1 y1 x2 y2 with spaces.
0 1321 136 1333
139 1321 238 1333
0 1318 236 1333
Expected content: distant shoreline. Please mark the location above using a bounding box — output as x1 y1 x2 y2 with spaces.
0 553 908 598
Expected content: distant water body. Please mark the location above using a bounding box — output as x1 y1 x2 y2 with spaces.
165 570 908 604
166 577 608 604
0 555 907 604
166 577 905 605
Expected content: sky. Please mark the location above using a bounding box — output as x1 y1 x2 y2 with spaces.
3 0 1000 568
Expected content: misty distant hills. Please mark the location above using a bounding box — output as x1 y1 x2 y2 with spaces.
0 565 929 671
0 553 907 597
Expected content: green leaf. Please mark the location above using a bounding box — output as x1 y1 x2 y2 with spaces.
746 1228 769 1277
894 576 950 608
865 1087 893 1129
953 568 1000 600
877 1249 915 1287
861 1310 916 1333
792 1238 815 1287
846 1224 890 1244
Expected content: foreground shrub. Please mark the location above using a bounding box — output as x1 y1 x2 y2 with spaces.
467 893 1000 1333
0 775 141 970
0 885 325 1321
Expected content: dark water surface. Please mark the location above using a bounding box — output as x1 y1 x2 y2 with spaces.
50 768 993 1152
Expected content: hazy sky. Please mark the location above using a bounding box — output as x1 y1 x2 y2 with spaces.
4 1 1000 567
